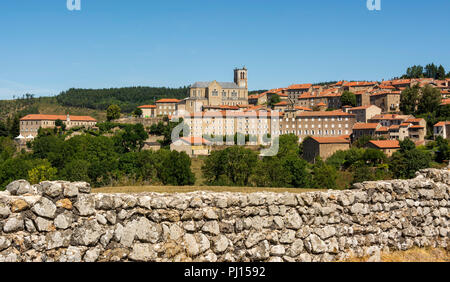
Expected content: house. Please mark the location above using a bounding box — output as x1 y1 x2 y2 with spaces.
434 121 450 140
156 99 181 116
170 137 212 157
19 114 97 138
347 105 382 123
352 123 381 140
302 136 350 162
366 140 400 157
138 105 157 118
369 91 401 113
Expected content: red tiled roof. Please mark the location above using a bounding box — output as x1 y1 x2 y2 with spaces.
138 105 156 109
349 105 378 111
368 140 400 149
294 106 313 111
310 136 350 144
371 114 404 120
274 101 288 106
353 123 379 130
376 126 389 132
434 121 450 127
343 81 377 87
441 99 450 105
389 125 400 131
391 79 411 86
287 83 312 90
20 114 97 122
179 137 211 145
316 102 326 106
156 98 181 103
296 110 354 118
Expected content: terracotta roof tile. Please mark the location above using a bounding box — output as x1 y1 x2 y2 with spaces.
156 98 181 103
310 136 350 144
138 105 156 109
353 123 379 130
368 140 400 149
20 114 97 122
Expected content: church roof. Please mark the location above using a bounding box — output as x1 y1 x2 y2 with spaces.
191 81 244 89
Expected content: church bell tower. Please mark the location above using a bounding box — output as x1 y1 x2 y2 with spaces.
234 67 248 89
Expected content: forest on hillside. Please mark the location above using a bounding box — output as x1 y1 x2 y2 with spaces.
56 86 190 113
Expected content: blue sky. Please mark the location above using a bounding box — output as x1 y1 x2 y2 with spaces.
0 0 449 99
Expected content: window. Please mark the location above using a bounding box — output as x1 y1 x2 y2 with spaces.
212 90 218 96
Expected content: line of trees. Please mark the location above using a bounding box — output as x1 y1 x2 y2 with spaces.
56 86 190 113
0 123 195 189
400 84 450 137
402 63 449 79
201 134 447 189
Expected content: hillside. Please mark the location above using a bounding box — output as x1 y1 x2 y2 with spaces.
0 96 107 122
56 86 190 113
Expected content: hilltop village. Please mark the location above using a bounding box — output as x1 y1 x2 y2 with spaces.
17 67 450 162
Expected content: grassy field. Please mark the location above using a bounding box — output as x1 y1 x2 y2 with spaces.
342 247 450 262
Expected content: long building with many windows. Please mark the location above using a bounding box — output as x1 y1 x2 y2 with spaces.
19 114 97 138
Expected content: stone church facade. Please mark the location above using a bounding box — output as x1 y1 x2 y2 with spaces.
185 68 249 112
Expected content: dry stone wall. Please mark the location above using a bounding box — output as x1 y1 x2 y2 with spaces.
0 168 449 262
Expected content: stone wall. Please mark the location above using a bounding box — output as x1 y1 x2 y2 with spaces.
0 168 448 262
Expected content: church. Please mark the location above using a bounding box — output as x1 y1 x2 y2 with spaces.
184 67 249 112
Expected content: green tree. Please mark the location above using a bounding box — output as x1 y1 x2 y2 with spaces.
157 150 195 185
417 85 442 114
390 139 432 179
437 65 446 80
60 159 91 183
404 65 424 78
251 157 291 187
400 85 421 115
113 124 149 153
106 104 121 121
268 94 281 108
133 107 143 117
434 136 450 163
340 91 356 107
424 63 438 79
313 158 338 189
282 154 312 188
28 163 58 184
202 146 257 186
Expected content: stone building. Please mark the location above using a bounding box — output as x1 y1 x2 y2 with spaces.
138 105 157 118
19 114 97 138
170 137 212 157
347 105 382 123
185 67 249 111
434 121 450 140
302 136 350 162
366 140 400 157
369 91 401 113
352 123 381 140
280 110 356 142
156 99 180 116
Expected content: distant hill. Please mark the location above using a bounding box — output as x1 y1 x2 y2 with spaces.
56 86 190 113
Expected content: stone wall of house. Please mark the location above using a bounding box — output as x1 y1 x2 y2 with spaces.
0 168 448 262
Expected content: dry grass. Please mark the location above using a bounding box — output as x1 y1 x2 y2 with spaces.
93 185 325 194
342 247 450 262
